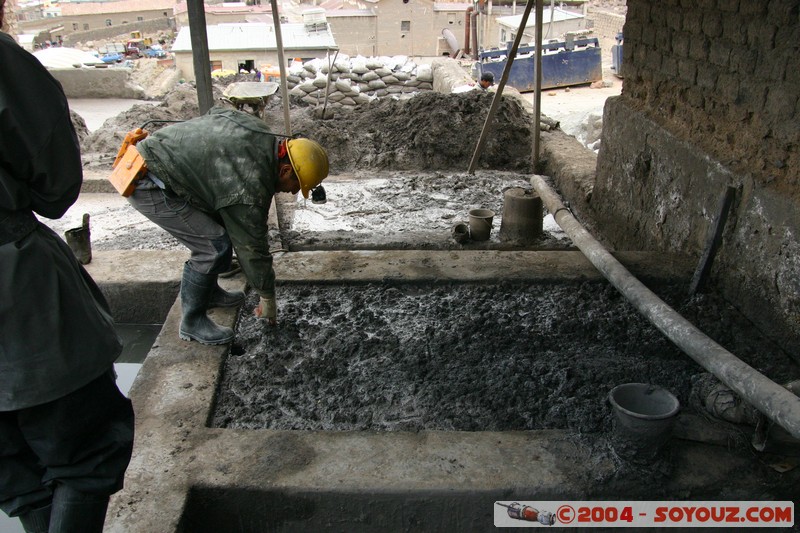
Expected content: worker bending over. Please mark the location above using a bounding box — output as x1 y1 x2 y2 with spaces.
128 108 329 345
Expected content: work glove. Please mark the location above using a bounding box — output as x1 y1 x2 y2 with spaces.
255 296 277 325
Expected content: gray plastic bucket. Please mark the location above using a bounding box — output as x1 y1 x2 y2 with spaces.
468 209 494 241
608 383 680 462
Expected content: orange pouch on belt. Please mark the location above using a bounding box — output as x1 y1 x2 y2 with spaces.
108 144 147 197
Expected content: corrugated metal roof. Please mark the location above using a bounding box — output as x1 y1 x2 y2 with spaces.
497 7 583 29
33 46 105 67
172 23 337 52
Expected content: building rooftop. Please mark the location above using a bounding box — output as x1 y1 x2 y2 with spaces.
171 22 337 52
497 7 584 28
60 0 175 16
173 1 273 17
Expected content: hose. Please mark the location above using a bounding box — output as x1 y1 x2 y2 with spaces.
530 174 800 440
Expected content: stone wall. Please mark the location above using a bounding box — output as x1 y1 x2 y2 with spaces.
49 67 145 98
586 10 625 39
63 17 174 48
592 0 800 355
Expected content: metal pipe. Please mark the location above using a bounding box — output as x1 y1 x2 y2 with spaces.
464 7 473 56
269 0 291 135
530 174 800 440
471 10 478 60
468 0 535 174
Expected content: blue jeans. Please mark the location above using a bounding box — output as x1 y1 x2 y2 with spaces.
127 178 233 275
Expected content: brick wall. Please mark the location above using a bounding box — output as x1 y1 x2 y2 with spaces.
592 0 800 356
621 0 799 194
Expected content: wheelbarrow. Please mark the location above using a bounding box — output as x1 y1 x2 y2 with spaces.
221 81 279 118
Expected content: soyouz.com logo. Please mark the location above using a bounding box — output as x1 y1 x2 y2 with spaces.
494 501 794 528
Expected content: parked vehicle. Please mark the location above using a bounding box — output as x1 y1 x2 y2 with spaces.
125 39 144 58
100 52 123 63
143 44 167 58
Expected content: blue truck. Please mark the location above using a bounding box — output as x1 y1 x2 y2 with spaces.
477 36 603 92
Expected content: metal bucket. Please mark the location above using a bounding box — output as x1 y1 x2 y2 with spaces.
608 383 680 462
498 188 543 244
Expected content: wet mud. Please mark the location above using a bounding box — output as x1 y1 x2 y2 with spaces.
212 281 799 435
76 79 536 175
278 172 570 250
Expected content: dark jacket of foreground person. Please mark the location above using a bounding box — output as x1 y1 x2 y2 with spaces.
0 27 134 533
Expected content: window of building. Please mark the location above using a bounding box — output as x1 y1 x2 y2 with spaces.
210 60 223 72
72 23 78 30
401 21 410 32
83 23 90 30
122 20 128 24
137 16 143 21
237 59 255 72
105 19 112 26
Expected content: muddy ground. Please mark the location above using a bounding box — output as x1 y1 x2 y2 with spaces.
278 172 570 250
66 57 800 494
213 281 799 436
76 79 538 175
68 71 563 251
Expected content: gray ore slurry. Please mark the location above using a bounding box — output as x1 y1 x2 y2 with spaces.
278 172 571 250
212 281 798 434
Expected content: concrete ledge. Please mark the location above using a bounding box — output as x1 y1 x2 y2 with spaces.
51 68 145 99
274 249 694 284
89 249 693 323
81 173 118 194
540 129 598 223
87 250 188 323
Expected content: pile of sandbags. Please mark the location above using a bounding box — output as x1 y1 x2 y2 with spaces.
287 54 434 109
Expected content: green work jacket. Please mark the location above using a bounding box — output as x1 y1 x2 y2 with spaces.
137 108 279 298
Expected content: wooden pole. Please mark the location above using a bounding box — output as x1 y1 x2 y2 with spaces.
187 0 213 114
689 186 737 295
467 0 535 174
533 0 543 167
270 0 292 135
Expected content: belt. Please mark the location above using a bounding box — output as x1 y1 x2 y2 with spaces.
0 209 38 246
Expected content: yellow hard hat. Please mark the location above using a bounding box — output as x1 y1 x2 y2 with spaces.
286 138 329 199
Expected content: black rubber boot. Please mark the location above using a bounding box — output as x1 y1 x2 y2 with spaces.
208 282 245 309
18 504 51 533
48 485 108 533
179 263 234 345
